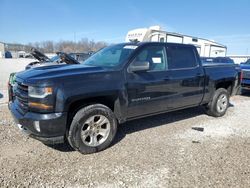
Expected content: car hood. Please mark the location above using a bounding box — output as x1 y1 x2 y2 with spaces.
31 48 51 62
16 64 107 85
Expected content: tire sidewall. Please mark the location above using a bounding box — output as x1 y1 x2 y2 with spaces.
68 104 117 154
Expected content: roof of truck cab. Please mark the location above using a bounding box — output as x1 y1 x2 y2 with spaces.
124 42 197 48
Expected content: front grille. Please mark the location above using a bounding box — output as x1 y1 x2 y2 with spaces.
242 70 250 79
15 82 28 114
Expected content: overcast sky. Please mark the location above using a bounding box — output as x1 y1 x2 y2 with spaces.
0 0 250 55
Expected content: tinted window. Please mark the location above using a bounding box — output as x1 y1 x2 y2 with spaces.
133 46 166 71
166 46 197 69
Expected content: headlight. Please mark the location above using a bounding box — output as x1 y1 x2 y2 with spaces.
28 86 53 98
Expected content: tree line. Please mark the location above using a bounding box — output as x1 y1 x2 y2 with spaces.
5 38 108 53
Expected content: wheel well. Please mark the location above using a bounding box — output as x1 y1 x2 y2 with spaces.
66 96 116 130
215 81 233 95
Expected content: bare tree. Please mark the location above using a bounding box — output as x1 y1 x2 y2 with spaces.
41 41 54 53
5 38 108 54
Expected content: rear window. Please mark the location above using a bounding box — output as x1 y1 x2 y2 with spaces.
166 46 197 69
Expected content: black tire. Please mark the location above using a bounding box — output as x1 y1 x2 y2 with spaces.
67 104 117 154
205 88 229 117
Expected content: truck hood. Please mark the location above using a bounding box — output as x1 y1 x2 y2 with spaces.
16 64 107 85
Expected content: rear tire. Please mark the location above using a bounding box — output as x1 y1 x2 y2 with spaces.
67 104 117 154
205 88 229 117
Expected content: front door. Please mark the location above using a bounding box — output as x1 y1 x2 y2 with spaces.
126 44 173 118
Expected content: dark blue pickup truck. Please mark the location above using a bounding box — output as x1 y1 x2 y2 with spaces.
9 42 241 154
240 59 250 91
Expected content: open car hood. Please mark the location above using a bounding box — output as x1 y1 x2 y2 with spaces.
57 52 80 64
31 48 51 62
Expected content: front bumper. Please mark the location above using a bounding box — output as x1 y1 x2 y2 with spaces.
9 102 67 144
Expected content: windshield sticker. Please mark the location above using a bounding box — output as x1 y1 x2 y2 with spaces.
152 57 162 64
123 45 138 50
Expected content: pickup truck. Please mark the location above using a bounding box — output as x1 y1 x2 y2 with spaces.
201 57 235 64
240 59 250 91
9 42 241 154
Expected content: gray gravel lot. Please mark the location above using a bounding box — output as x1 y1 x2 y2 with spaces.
0 94 250 187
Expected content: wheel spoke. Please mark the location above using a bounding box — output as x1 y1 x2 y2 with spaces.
96 115 109 126
98 128 109 137
85 116 95 125
81 130 90 141
90 135 98 146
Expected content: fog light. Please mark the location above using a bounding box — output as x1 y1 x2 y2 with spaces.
34 121 41 132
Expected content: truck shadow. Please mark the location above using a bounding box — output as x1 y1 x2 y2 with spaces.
47 142 75 152
112 106 205 146
113 103 235 146
49 104 235 153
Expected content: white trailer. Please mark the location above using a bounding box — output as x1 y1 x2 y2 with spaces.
125 26 227 57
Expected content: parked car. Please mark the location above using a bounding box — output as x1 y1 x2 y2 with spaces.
201 57 235 64
69 52 92 63
25 48 60 69
9 42 241 154
240 59 250 91
25 49 91 69
5 51 12 58
213 57 235 64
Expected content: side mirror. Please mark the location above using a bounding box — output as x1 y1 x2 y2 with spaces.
128 61 150 72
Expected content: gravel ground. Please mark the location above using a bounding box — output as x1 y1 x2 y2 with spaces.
0 94 250 187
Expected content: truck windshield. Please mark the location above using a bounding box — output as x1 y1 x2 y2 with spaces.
83 44 136 67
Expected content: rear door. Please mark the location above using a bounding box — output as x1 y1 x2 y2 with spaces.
165 44 205 109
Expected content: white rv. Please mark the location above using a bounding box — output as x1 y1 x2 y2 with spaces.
125 26 227 57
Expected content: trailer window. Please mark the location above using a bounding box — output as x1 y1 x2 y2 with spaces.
166 46 197 69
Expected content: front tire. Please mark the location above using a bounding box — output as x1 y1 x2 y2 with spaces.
67 104 117 154
205 88 229 117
